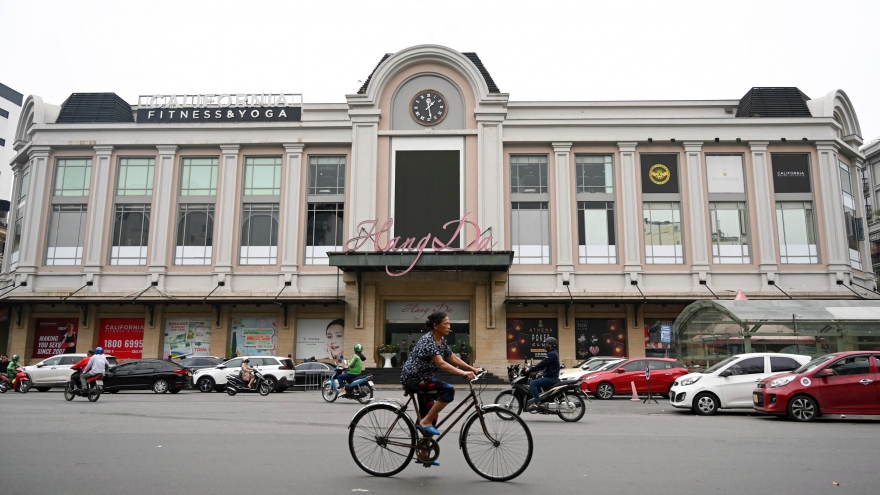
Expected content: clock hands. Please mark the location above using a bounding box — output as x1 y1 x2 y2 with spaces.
425 98 435 119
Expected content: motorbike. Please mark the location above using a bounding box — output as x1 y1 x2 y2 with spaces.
226 368 272 396
64 373 104 402
9 367 30 393
322 364 374 404
0 374 11 393
496 363 587 422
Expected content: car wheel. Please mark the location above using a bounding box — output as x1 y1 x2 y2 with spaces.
264 376 277 393
197 376 215 393
168 389 181 394
35 387 51 392
275 385 288 393
596 382 615 400
693 392 719 416
152 380 169 394
787 395 818 422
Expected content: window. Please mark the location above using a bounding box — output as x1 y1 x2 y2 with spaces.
42 356 62 366
776 202 818 263
45 205 88 265
240 204 279 265
709 202 750 264
224 358 243 368
578 202 616 264
728 357 764 375
180 157 218 196
839 161 855 209
643 202 683 264
137 362 158 371
510 155 548 194
622 360 646 372
110 205 150 265
11 202 23 267
840 160 862 270
18 167 29 203
511 202 550 264
828 355 871 376
770 356 800 372
117 158 155 196
53 158 92 197
648 360 673 370
175 204 215 265
576 155 613 194
244 157 282 196
58 356 78 366
305 156 345 265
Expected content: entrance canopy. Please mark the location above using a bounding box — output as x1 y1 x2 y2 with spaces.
328 251 514 273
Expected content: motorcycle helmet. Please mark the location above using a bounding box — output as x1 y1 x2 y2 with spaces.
354 344 363 352
242 357 250 363
543 337 558 350
95 347 104 355
12 354 19 360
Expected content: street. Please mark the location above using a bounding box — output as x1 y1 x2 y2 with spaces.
0 387 876 495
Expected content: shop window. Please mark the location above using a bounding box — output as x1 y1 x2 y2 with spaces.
117 158 155 196
511 202 550 264
643 202 683 264
510 155 548 194
45 204 88 265
53 158 92 197
110 204 150 266
709 202 750 264
175 204 214 265
305 156 345 265
240 204 279 265
179 157 218 196
776 202 818 264
576 155 613 194
244 157 282 196
578 202 616 264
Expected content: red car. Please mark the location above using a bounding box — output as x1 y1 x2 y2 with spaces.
753 351 880 421
580 358 689 399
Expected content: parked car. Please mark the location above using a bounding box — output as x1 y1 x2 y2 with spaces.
753 351 880 421
560 357 625 379
177 356 225 387
580 357 690 399
24 353 118 392
293 362 335 388
104 359 189 394
669 353 811 415
192 356 295 393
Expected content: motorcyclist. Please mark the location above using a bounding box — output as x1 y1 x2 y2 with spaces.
80 347 110 387
70 350 95 390
7 354 21 384
337 344 365 394
241 358 255 388
525 337 560 412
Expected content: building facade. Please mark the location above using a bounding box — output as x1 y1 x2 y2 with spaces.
2 45 872 375
861 138 880 277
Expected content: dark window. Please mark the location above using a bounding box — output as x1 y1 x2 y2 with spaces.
672 362 687 369
770 356 800 372
137 362 157 371
281 359 294 369
728 357 764 375
178 358 197 367
828 356 871 376
0 137 5 147
395 150 460 245
648 360 672 370
0 108 9 119
111 204 150 265
175 204 215 265
114 362 136 372
42 356 62 366
622 360 646 372
225 358 242 368
107 357 118 366
58 356 78 366
771 154 811 193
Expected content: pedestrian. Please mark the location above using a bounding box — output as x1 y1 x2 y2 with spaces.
399 340 408 366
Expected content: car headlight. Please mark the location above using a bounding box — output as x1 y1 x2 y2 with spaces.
679 375 702 386
769 376 794 388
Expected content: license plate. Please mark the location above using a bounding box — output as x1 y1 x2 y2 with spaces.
752 393 758 403
368 381 374 387
96 380 104 386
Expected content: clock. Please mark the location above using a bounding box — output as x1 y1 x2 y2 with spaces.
410 90 448 126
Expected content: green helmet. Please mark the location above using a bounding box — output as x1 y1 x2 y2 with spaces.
12 354 19 361
354 344 363 353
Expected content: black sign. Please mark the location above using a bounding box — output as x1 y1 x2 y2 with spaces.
136 106 301 124
772 154 811 193
575 318 627 359
640 154 679 193
506 318 558 361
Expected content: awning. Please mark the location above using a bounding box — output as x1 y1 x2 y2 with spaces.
328 251 514 273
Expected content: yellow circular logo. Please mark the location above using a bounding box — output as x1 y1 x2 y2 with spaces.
649 164 671 185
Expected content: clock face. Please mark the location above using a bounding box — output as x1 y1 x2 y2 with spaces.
410 90 448 126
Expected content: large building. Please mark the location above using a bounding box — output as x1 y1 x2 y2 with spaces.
2 45 873 374
861 138 880 277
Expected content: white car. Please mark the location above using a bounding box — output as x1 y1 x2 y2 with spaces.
24 353 119 391
192 356 295 393
669 353 811 415
559 357 625 379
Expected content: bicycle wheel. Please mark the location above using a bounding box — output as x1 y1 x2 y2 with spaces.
461 405 533 481
349 404 416 477
557 392 585 422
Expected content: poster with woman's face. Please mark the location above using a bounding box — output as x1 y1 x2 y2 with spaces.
32 318 79 358
296 319 345 360
575 319 626 358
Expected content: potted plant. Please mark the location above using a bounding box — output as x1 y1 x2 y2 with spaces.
377 344 399 368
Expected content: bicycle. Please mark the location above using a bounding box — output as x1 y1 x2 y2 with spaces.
347 371 533 482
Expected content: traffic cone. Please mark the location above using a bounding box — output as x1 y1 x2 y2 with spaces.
630 381 639 401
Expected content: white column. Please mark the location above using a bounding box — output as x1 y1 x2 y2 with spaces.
84 145 114 273
149 145 177 273
684 142 709 278
214 145 240 273
348 112 380 241
749 142 777 280
18 146 51 274
618 143 642 280
478 116 506 246
553 142 573 286
816 141 849 274
281 144 305 285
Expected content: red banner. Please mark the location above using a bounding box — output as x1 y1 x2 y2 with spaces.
32 318 80 358
98 318 145 359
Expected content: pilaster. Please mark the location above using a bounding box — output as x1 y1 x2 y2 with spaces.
749 142 777 280
149 145 177 275
684 142 709 281
618 142 642 281
84 145 114 273
553 142 574 287
854 158 873 279
349 112 380 241
816 141 849 275
2 169 23 275
18 146 51 276
478 115 505 246
214 145 240 273
281 144 305 287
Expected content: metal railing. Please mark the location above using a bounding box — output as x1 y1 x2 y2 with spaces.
296 372 330 391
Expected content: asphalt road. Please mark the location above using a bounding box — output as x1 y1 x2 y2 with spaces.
0 386 876 495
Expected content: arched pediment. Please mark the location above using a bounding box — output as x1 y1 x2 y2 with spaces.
807 89 862 148
14 95 61 149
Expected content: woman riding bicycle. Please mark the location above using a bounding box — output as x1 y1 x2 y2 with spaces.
400 312 482 436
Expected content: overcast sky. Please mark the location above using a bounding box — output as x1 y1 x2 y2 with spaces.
2 0 878 197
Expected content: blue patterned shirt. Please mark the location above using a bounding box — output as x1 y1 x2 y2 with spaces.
400 333 452 388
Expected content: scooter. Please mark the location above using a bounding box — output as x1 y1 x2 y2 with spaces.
64 373 104 402
495 364 587 422
322 365 374 404
11 367 30 393
226 368 272 396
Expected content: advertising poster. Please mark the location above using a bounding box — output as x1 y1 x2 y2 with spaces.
771 154 812 193
506 318 558 361
164 318 213 358
229 317 278 357
32 318 80 358
640 154 679 194
296 318 345 361
574 318 626 359
645 318 675 350
98 318 145 360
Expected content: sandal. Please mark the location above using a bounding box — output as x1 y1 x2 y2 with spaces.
415 423 440 436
